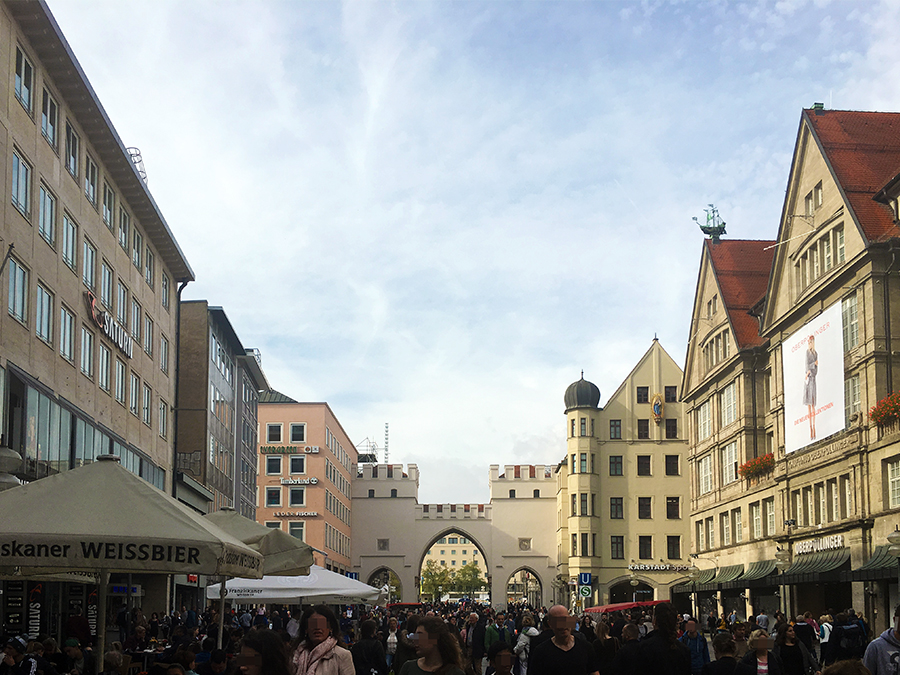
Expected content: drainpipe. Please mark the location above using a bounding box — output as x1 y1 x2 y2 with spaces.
751 348 760 459
172 280 189 497
884 247 897 394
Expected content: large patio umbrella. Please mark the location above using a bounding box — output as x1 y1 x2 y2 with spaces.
0 455 264 669
206 565 386 605
203 508 314 646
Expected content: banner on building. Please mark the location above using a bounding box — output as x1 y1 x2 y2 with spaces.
782 301 845 453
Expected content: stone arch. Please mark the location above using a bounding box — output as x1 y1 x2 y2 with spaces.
418 527 490 601
367 566 402 604
607 576 655 605
505 566 543 607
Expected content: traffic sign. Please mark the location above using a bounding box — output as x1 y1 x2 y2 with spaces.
578 572 592 585
579 585 591 597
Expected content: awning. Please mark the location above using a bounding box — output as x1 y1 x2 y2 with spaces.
841 546 900 582
670 567 716 594
584 599 670 614
780 548 850 585
740 559 778 586
697 565 744 592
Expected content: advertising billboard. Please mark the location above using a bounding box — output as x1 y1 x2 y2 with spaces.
782 301 845 453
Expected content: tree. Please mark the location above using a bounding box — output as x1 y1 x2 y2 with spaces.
420 560 453 601
452 562 486 596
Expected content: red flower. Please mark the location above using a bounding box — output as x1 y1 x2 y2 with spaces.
738 453 774 479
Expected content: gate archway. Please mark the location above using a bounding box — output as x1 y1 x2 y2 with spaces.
367 567 402 604
419 529 489 602
506 567 543 608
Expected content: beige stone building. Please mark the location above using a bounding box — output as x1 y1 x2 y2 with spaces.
682 107 900 630
556 339 690 608
256 393 356 574
0 0 192 635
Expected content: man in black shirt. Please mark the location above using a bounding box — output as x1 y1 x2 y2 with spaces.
530 605 599 675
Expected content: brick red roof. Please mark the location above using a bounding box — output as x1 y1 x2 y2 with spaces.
805 109 900 241
707 239 775 349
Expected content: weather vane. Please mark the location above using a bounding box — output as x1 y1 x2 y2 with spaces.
693 204 726 244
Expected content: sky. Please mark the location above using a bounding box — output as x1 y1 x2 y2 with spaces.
47 0 900 504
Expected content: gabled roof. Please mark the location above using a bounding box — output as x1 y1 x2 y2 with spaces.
805 109 900 242
707 240 775 349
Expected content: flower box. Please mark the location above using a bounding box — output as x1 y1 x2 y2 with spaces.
738 453 774 480
870 391 900 427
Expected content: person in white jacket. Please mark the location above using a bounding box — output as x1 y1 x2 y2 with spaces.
513 614 540 675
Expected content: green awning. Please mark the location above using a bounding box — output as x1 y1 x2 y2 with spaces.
740 559 777 585
670 567 716 594
842 546 900 582
714 565 745 583
781 548 850 584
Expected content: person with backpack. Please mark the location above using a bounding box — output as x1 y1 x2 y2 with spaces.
824 613 866 665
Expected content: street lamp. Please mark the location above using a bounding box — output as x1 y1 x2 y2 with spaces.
687 564 700 618
774 546 791 617
887 526 900 599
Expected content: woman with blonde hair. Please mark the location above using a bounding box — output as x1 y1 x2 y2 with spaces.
513 614 539 675
734 629 785 675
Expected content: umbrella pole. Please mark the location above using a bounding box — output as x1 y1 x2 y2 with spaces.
97 569 109 675
217 578 228 650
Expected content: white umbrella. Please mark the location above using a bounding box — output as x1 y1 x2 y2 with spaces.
0 455 264 669
203 508 314 646
206 565 386 605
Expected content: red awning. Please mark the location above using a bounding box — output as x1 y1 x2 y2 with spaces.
583 599 669 614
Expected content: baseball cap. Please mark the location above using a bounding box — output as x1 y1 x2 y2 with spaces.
5 636 28 653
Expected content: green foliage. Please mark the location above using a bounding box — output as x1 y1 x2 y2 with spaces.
452 562 486 595
420 559 453 600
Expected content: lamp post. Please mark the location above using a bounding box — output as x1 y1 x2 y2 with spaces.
774 546 791 617
888 526 900 608
688 563 700 619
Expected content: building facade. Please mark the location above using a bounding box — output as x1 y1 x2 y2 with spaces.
256 392 356 574
0 0 192 637
556 339 691 608
682 108 900 631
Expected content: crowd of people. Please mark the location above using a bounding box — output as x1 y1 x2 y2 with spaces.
3 600 900 675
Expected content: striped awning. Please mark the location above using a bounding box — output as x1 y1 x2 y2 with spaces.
781 548 850 585
740 559 777 584
698 564 745 592
842 546 900 582
670 567 716 594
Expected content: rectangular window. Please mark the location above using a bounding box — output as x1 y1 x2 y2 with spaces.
571 494 576 516
62 214 77 270
665 455 679 475
65 123 79 177
101 262 113 309
817 483 827 525
836 226 845 263
665 418 677 439
750 502 761 539
721 382 736 426
115 359 126 403
610 419 622 439
8 258 28 323
665 386 677 402
161 275 170 310
637 386 649 403
288 521 304 540
102 183 115 228
118 208 130 250
638 536 652 559
697 520 706 551
132 230 142 269
265 487 281 507
15 47 33 111
289 487 305 506
699 455 712 495
129 372 140 416
721 441 738 485
580 453 587 473
145 250 154 287
36 284 52 343
581 532 589 557
733 508 743 542
116 282 128 325
267 424 282 443
80 327 94 377
580 417 586 436
159 399 168 438
610 535 624 559
266 456 282 475
889 460 900 509
82 239 96 290
706 517 715 549
698 400 712 440
666 496 680 519
38 185 55 245
131 300 141 340
160 335 169 374
845 374 861 426
721 512 731 546
842 293 859 351
609 456 623 476
59 306 74 360
84 155 98 205
637 455 651 476
142 384 152 425
98 344 110 391
823 233 833 272
580 492 588 516
290 456 305 474
637 419 650 439
764 497 776 536
287 423 305 443
144 315 153 356
667 535 681 559
638 497 652 519
41 89 58 146
11 150 31 217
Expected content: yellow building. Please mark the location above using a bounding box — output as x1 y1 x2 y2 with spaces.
681 107 900 630
556 339 690 608
423 535 483 570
